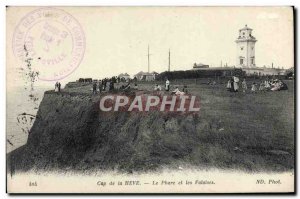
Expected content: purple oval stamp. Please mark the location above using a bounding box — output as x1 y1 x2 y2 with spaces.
12 7 85 81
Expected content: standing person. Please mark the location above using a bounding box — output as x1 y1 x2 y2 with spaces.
233 76 239 92
58 82 61 92
165 79 170 91
102 79 106 91
241 79 247 92
230 78 234 92
102 78 106 91
105 80 110 91
98 80 102 93
106 80 110 91
54 82 59 92
226 79 232 91
92 81 97 94
109 81 114 91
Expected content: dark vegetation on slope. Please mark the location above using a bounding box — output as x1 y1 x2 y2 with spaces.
8 80 294 173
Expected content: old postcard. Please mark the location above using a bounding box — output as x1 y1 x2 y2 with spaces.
6 6 294 193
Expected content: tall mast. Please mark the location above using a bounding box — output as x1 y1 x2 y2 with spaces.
147 45 150 73
168 49 171 72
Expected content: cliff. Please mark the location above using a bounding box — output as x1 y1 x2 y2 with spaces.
8 91 202 172
8 83 294 173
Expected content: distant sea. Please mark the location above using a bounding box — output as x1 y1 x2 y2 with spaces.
6 86 51 153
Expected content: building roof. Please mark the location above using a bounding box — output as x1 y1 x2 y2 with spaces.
135 71 144 76
118 73 130 77
195 63 208 66
191 67 236 71
242 67 286 72
193 63 209 68
143 72 155 76
240 24 253 31
134 71 157 76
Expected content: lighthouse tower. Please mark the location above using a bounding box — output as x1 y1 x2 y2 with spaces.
235 25 257 68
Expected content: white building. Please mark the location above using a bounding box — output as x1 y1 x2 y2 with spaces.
134 71 158 81
234 25 287 76
235 25 257 68
192 63 209 70
242 67 286 76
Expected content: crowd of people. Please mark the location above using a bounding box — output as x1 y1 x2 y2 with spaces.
227 76 288 93
92 78 114 94
154 79 188 96
91 76 142 94
71 74 289 96
226 76 240 92
89 76 190 97
94 75 288 95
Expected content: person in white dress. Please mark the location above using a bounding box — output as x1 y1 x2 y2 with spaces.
233 76 239 92
226 79 232 91
165 79 170 91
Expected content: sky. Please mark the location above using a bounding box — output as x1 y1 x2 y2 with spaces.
7 6 294 87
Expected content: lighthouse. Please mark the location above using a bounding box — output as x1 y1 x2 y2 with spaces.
235 25 257 68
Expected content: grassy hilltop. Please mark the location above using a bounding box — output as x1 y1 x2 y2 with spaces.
8 79 294 173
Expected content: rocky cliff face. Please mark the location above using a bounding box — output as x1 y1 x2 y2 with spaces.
9 91 201 173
